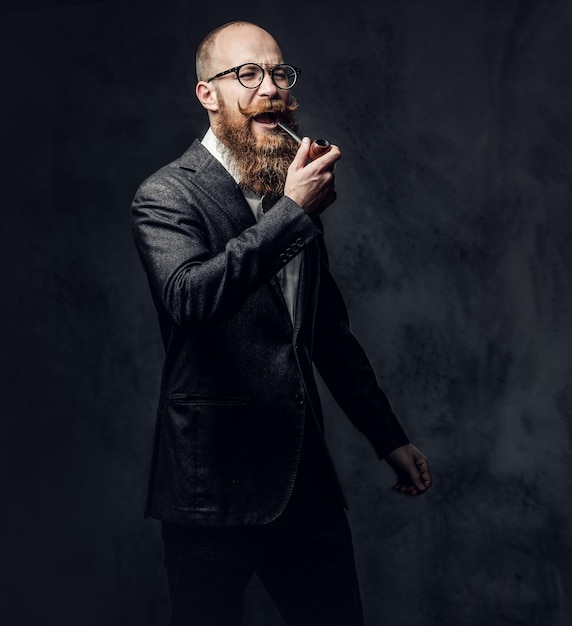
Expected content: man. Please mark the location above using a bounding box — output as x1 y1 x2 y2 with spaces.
131 20 431 626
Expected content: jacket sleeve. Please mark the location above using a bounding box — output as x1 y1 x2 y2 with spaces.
312 242 409 459
131 171 321 328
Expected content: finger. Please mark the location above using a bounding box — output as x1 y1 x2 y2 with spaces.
290 137 311 170
313 145 341 171
418 470 432 491
392 481 418 496
414 473 427 492
399 460 424 493
327 144 341 162
394 467 426 496
415 457 432 491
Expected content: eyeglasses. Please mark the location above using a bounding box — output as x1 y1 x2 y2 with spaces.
207 63 301 90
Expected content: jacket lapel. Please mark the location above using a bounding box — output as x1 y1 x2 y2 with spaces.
178 140 256 234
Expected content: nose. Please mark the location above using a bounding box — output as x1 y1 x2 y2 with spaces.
257 68 279 98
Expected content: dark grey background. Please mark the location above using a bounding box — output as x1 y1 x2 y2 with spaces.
1 0 571 624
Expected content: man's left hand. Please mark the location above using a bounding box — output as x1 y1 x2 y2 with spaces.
385 443 432 496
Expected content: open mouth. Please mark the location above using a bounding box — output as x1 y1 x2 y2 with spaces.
252 112 279 126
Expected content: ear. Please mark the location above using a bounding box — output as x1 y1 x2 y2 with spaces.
196 81 219 112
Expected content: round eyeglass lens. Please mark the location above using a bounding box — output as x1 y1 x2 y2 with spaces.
272 65 297 88
237 64 264 88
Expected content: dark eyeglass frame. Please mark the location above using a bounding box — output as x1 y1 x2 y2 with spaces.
206 63 301 90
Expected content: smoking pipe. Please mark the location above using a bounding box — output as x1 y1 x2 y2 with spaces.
277 121 331 161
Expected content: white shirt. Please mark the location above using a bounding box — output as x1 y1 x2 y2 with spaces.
201 128 301 322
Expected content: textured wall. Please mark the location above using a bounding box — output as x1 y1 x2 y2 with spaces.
1 0 571 624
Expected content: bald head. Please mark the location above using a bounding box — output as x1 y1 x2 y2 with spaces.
195 21 283 82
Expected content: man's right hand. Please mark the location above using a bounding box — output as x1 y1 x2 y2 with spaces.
283 137 341 218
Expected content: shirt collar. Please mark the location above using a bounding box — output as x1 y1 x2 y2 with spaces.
201 128 241 185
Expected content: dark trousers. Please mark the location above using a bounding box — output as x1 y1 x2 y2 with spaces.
161 417 363 625
161 504 363 626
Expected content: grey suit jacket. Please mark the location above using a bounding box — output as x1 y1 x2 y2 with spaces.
131 140 409 526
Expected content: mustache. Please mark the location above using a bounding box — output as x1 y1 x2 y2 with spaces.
238 96 299 119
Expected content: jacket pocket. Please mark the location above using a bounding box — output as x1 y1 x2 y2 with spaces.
169 393 247 406
155 395 248 514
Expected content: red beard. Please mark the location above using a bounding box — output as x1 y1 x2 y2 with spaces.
213 97 300 197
